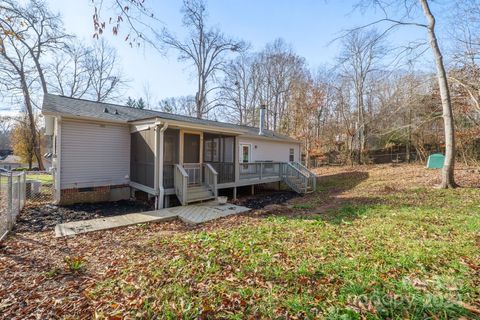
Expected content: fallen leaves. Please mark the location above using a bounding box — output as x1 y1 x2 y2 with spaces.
1 164 479 318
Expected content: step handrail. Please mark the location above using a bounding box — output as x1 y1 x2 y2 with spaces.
290 161 316 192
203 163 218 198
282 162 310 194
174 164 189 205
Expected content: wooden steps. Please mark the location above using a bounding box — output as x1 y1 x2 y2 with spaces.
186 185 215 203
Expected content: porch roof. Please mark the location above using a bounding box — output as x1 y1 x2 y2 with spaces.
42 94 300 144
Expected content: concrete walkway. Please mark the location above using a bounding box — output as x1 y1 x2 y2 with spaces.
55 202 250 237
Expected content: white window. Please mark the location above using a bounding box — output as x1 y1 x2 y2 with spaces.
289 148 295 162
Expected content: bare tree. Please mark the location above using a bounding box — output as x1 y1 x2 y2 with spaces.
338 29 386 163
86 39 128 102
352 0 457 187
91 0 161 49
259 39 306 132
221 53 263 125
0 0 67 169
48 40 92 98
158 96 196 116
418 0 457 188
160 0 246 119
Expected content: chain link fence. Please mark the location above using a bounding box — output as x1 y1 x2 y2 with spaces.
0 171 54 241
0 172 26 241
25 171 55 204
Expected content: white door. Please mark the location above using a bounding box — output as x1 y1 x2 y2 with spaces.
240 144 251 163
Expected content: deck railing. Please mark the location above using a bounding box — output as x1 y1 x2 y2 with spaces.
290 161 317 191
174 164 188 205
205 162 235 183
239 162 283 180
283 163 310 193
203 163 218 198
183 163 202 186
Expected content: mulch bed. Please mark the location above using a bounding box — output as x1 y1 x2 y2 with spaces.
235 190 300 210
12 190 299 233
14 200 152 233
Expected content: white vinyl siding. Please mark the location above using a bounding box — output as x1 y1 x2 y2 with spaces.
60 119 130 189
238 137 301 163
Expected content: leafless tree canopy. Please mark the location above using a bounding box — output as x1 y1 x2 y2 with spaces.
1 0 479 183
160 0 247 119
0 0 69 169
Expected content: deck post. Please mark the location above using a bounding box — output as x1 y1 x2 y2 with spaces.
234 136 240 183
251 184 254 195
154 121 168 209
158 123 168 208
179 129 184 165
154 123 160 209
233 187 237 200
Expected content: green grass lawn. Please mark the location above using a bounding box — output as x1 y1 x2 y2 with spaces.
0 173 53 185
26 173 53 184
87 168 480 319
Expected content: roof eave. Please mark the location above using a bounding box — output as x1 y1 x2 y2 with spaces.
129 117 247 135
42 110 130 124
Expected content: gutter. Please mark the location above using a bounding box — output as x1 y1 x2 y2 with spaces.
155 122 169 209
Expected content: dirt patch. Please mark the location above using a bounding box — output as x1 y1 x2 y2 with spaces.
14 200 152 233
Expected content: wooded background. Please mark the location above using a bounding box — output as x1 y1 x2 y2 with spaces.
1 0 479 174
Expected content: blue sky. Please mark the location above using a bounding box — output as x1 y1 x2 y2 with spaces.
5 0 449 112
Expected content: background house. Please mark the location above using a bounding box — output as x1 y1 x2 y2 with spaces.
0 155 23 170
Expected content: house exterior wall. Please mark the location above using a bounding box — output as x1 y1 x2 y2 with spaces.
238 136 301 163
60 119 131 190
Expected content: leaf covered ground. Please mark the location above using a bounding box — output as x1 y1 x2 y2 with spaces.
0 164 479 319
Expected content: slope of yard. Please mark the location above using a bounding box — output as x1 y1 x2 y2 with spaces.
0 165 479 319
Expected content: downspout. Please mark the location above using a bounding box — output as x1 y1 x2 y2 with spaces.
155 122 168 209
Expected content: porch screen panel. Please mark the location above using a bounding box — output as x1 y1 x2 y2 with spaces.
130 128 155 188
203 133 235 183
184 133 200 163
163 129 179 188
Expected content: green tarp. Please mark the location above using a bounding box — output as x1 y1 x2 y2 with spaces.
427 153 445 169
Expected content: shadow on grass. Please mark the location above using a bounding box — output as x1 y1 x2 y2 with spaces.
315 171 370 194
251 171 389 225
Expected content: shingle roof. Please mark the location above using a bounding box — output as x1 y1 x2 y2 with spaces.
42 94 300 143
0 155 22 164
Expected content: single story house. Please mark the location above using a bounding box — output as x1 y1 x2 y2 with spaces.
0 155 23 171
42 94 316 207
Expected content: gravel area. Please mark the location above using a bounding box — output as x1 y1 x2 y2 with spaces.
14 200 152 232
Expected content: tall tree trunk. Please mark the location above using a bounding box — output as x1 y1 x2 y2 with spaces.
419 0 457 188
20 76 44 170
